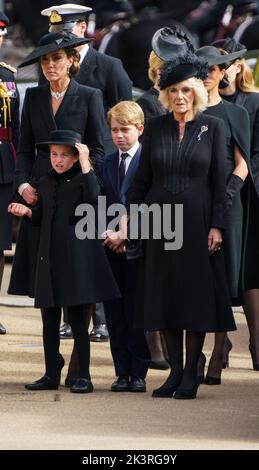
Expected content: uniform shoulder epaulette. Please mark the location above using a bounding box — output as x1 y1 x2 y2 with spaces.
0 62 17 73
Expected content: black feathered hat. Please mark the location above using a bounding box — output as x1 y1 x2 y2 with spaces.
159 51 209 90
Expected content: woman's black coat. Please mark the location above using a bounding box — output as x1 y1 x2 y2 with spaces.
14 78 105 189
30 167 120 308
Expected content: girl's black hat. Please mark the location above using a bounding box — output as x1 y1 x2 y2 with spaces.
36 130 81 152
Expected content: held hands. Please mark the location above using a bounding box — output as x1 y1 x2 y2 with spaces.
75 143 92 174
22 185 38 206
8 203 32 218
102 229 127 253
208 228 222 254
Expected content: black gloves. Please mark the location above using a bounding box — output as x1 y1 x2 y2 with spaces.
226 174 245 209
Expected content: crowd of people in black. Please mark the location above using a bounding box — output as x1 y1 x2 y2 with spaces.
1 3 259 399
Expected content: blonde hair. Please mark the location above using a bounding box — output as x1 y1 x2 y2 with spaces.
107 100 144 127
235 58 259 93
159 77 208 114
65 47 81 76
148 51 165 85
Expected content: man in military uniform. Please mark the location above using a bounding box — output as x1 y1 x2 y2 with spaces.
0 11 20 335
41 4 132 343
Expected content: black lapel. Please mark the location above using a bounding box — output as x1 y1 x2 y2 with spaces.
37 84 57 131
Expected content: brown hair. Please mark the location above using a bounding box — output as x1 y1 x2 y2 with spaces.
148 51 165 85
65 47 80 76
107 101 144 127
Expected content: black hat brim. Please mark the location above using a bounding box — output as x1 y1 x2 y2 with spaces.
18 36 91 68
36 140 79 153
196 47 245 66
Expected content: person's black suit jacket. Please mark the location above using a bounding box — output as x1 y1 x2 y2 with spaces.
101 145 143 259
14 78 105 190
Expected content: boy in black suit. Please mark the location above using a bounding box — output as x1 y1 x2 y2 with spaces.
102 101 150 392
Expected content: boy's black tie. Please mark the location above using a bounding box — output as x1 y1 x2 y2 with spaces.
119 152 128 187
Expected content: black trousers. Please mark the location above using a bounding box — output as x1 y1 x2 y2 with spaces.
104 252 150 379
42 305 91 380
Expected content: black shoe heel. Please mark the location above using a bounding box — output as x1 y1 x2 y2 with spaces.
204 375 221 385
197 352 206 384
222 337 232 369
174 383 199 400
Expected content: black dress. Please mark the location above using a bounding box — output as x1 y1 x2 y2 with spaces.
30 166 120 308
204 100 250 303
0 64 20 250
127 113 235 333
223 91 259 291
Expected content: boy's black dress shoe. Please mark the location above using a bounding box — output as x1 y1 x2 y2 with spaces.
129 377 146 392
0 322 6 335
25 375 59 390
59 323 73 339
111 377 129 392
89 324 109 342
70 378 94 394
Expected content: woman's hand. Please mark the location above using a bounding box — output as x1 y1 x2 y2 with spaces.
208 228 222 254
21 185 38 206
75 143 92 174
102 230 126 252
8 203 32 218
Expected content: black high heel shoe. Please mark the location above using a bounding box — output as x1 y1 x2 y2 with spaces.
204 354 222 385
152 373 182 398
249 344 259 371
197 352 206 384
222 337 232 369
173 382 199 400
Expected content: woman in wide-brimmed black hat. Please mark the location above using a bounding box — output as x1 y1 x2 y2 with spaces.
195 45 251 385
8 31 106 299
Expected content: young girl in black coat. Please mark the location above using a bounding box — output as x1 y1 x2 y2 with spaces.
8 129 119 393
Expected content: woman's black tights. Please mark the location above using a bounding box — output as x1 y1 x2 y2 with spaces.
163 328 205 389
